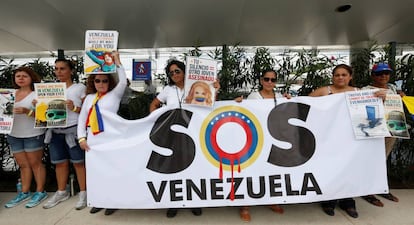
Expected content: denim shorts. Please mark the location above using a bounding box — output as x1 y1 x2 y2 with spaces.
48 133 85 164
7 134 45 153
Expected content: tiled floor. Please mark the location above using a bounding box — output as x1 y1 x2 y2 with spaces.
0 189 413 225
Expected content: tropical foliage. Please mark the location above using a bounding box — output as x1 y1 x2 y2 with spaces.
0 58 18 88
1 44 414 186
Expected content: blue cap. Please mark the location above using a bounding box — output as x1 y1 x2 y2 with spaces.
372 63 392 73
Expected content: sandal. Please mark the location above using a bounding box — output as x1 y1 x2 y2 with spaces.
240 207 251 222
269 204 284 214
362 195 384 207
378 193 399 202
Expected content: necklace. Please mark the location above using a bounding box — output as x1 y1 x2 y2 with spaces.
259 90 274 99
175 86 184 108
259 90 277 107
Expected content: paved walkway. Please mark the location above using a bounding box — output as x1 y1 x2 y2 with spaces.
1 189 413 225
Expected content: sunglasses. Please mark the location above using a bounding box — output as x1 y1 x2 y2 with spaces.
168 69 182 76
263 77 277 83
374 71 391 76
94 78 109 83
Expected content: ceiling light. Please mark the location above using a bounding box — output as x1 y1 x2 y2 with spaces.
335 4 352 13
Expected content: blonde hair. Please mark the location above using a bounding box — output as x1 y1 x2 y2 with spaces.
186 81 212 105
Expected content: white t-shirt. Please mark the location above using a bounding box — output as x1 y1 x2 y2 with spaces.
66 83 86 127
247 91 283 99
10 92 45 138
362 84 397 95
156 85 185 109
77 67 127 139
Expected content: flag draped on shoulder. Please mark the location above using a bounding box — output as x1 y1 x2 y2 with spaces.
86 93 105 135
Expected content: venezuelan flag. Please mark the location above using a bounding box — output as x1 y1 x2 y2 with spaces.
402 96 414 120
86 93 105 135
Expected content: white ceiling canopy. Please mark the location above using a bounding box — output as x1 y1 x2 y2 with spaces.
1 0 413 57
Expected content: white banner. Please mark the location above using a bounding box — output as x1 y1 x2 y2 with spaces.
85 93 388 209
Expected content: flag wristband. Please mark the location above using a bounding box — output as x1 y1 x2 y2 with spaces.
78 137 86 143
27 110 34 117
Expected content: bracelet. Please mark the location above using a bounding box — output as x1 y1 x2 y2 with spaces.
27 110 34 117
72 106 78 112
78 137 86 143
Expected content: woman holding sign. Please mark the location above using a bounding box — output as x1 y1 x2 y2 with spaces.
309 64 359 218
149 60 202 218
4 67 47 209
77 51 126 216
43 59 87 210
360 63 402 207
150 59 221 218
150 59 220 112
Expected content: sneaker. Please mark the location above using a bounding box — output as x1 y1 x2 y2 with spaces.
75 191 87 210
26 191 48 208
43 191 70 209
4 192 31 208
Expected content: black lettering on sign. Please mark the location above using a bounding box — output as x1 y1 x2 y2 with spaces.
147 109 195 173
267 102 316 167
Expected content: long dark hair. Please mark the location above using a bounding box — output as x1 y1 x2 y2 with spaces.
165 59 185 86
54 59 76 82
55 59 75 70
258 69 277 91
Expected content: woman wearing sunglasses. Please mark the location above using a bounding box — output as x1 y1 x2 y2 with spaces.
149 59 204 218
43 58 88 211
77 51 126 216
309 64 359 219
150 59 220 112
248 69 284 100
150 60 186 112
235 69 286 222
235 69 290 104
360 62 403 208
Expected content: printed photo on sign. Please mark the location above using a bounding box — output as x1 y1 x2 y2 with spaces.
84 30 119 74
345 89 390 139
0 89 15 134
184 56 218 107
384 94 410 139
34 83 67 128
